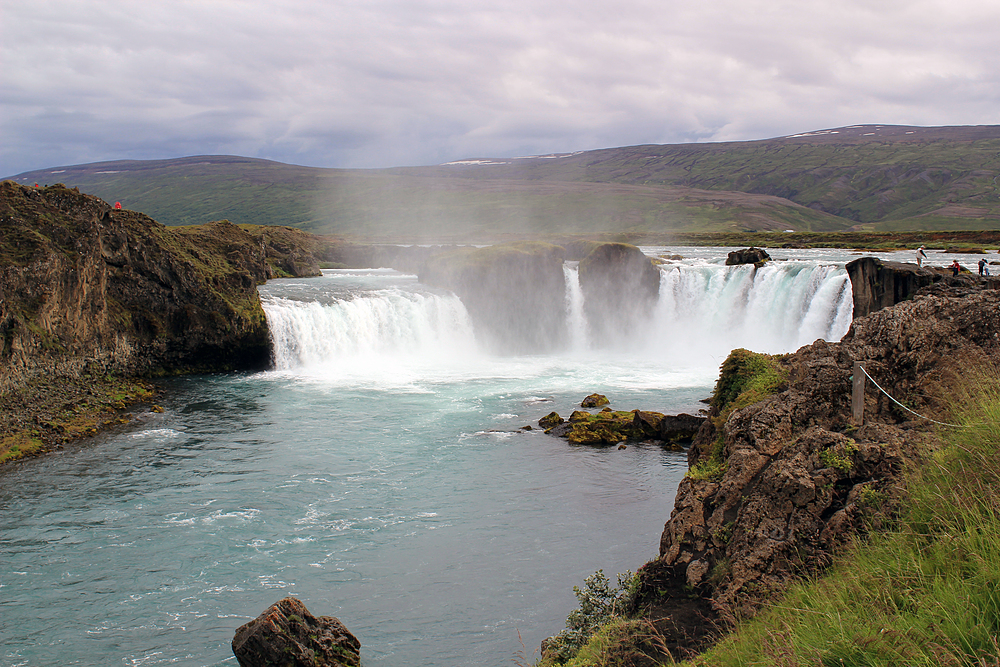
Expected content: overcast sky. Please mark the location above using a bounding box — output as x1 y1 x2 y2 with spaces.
3 0 999 176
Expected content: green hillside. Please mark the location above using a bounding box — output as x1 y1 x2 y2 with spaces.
8 124 1000 239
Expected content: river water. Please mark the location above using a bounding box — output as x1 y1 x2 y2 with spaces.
0 247 952 666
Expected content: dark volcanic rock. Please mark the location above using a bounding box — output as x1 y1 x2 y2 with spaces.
541 405 703 447
846 255 1000 318
0 182 342 459
418 242 567 353
638 288 1000 624
846 256 941 318
725 247 771 266
577 243 660 345
0 183 278 392
658 413 705 443
232 597 360 667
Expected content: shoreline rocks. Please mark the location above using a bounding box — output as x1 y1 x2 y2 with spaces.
0 182 333 463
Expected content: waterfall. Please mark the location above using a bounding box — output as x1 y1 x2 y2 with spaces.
649 262 853 359
563 262 588 351
259 262 854 372
261 286 477 370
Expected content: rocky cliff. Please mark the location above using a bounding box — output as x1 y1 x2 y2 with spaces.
418 241 569 353
577 242 660 345
846 255 999 318
0 181 331 461
633 287 1000 654
416 240 660 353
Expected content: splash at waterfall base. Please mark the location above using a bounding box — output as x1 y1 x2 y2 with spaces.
562 288 1000 665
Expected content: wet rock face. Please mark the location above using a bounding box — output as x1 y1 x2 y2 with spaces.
643 289 1000 622
232 597 360 667
418 242 568 354
846 256 941 318
725 247 771 266
846 255 1000 319
581 393 610 407
577 243 660 345
0 182 319 391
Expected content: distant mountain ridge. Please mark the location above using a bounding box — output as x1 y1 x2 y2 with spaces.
7 124 1000 239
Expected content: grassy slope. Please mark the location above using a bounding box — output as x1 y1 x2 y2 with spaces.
9 158 845 239
14 125 1000 239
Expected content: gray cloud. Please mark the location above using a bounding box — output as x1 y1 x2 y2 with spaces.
3 0 999 175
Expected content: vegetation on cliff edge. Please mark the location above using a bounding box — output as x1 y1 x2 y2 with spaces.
684 369 1000 666
545 369 1000 666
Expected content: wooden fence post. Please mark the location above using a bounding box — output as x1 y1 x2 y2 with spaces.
852 361 866 425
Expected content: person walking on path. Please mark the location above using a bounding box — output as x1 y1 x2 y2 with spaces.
916 245 927 267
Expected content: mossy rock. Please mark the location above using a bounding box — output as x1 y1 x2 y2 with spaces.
711 348 789 416
568 423 626 445
564 410 649 445
538 411 564 429
581 393 610 408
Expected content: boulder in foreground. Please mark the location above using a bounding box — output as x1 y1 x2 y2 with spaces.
232 597 360 667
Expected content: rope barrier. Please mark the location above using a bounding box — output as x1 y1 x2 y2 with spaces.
858 365 973 429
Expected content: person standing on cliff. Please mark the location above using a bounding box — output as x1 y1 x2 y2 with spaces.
979 258 988 276
952 260 962 276
916 245 927 267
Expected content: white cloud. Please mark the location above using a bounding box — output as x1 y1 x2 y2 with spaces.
2 0 999 175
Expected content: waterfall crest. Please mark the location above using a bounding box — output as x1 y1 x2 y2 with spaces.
651 262 853 358
262 288 476 370
261 261 854 369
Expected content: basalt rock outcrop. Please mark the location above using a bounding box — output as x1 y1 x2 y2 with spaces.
232 597 360 667
413 241 664 353
846 255 1000 318
636 287 1000 630
418 241 568 353
577 242 660 345
540 402 705 447
725 247 771 266
0 182 330 459
0 182 311 385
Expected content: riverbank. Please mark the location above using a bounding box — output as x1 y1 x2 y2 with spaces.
0 181 342 465
0 374 158 465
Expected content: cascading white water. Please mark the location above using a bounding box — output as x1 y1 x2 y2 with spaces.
650 261 853 359
262 280 477 371
562 262 588 351
260 260 853 373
